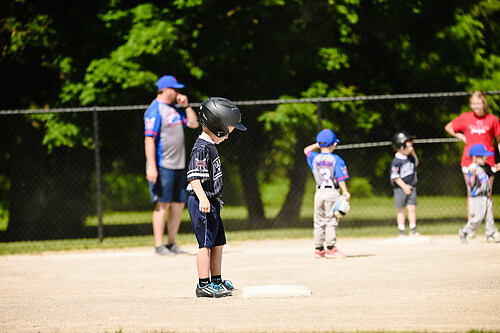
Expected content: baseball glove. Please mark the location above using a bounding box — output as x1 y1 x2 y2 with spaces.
333 196 350 219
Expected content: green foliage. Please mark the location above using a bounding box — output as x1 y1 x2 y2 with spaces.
60 3 201 106
3 14 56 54
92 160 151 212
319 47 350 71
27 114 93 153
348 177 374 198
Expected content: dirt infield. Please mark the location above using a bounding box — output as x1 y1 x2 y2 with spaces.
1 236 499 333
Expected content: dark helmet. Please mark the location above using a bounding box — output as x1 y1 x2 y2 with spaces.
391 130 415 150
198 97 247 137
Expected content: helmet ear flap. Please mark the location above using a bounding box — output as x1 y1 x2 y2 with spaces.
198 105 227 137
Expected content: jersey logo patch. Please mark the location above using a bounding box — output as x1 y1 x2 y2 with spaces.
195 158 207 171
145 117 155 130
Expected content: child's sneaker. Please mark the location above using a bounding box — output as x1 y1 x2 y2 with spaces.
459 229 468 243
196 282 232 298
486 232 500 243
325 247 347 259
315 249 325 259
398 230 405 237
218 280 236 292
409 227 420 236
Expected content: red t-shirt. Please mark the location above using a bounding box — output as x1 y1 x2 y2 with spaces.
450 111 500 167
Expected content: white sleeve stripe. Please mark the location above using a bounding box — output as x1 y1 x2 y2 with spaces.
187 173 210 178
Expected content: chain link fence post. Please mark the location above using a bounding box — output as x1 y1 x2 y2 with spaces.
93 108 104 243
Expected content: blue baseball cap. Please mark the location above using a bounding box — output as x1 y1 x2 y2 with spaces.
469 144 494 158
156 75 185 90
316 129 339 147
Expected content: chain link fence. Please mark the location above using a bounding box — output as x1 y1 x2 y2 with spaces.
1 91 500 242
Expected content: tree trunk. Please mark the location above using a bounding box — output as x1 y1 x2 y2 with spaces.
273 133 309 228
236 134 265 225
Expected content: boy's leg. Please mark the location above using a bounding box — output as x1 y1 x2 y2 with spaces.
196 247 211 279
210 245 224 276
407 205 420 236
463 197 486 234
397 208 406 232
483 197 498 237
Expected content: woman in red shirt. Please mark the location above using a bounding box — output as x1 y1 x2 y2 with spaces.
445 91 500 220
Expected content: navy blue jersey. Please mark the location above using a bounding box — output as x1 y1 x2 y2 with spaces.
186 137 223 199
390 153 418 188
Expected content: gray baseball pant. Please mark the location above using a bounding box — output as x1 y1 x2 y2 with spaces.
463 196 498 236
314 189 340 248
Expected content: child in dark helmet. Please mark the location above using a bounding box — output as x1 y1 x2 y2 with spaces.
186 97 247 298
390 131 420 236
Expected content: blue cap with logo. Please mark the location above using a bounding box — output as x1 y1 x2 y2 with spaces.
156 75 185 90
316 129 340 147
469 144 494 158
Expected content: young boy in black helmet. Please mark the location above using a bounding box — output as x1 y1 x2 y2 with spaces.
390 130 420 236
186 97 247 298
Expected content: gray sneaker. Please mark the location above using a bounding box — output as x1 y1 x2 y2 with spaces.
155 244 174 256
459 229 468 243
486 232 500 243
168 243 188 254
409 227 420 236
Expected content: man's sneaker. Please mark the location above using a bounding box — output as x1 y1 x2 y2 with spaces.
409 227 420 236
155 244 174 256
315 249 325 259
459 229 468 243
486 232 500 243
325 247 347 259
195 282 232 298
398 230 405 237
218 280 236 292
168 243 188 254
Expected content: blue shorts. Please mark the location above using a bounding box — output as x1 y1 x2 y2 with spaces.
394 186 417 209
149 167 187 203
188 195 226 249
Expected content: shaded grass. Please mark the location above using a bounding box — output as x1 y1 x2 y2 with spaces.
83 195 500 227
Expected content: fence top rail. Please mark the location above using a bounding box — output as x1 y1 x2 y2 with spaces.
1 90 500 115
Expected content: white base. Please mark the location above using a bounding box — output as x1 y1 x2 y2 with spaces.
241 285 312 298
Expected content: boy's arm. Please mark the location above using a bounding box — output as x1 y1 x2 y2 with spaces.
304 142 320 155
393 178 413 195
338 181 351 201
190 179 211 213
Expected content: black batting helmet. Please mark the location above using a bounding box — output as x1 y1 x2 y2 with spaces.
391 130 415 151
198 97 247 137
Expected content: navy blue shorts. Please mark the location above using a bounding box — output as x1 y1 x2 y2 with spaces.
188 195 226 249
149 167 187 203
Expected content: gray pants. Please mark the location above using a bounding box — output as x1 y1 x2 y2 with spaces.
314 189 340 248
463 196 498 236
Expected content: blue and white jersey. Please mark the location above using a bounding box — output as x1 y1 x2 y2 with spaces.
306 152 349 188
390 153 417 187
144 99 187 170
468 164 491 197
186 136 223 199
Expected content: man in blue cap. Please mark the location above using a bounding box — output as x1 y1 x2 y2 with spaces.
304 129 351 259
144 75 199 255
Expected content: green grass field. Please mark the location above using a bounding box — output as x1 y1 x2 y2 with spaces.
1 194 497 256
